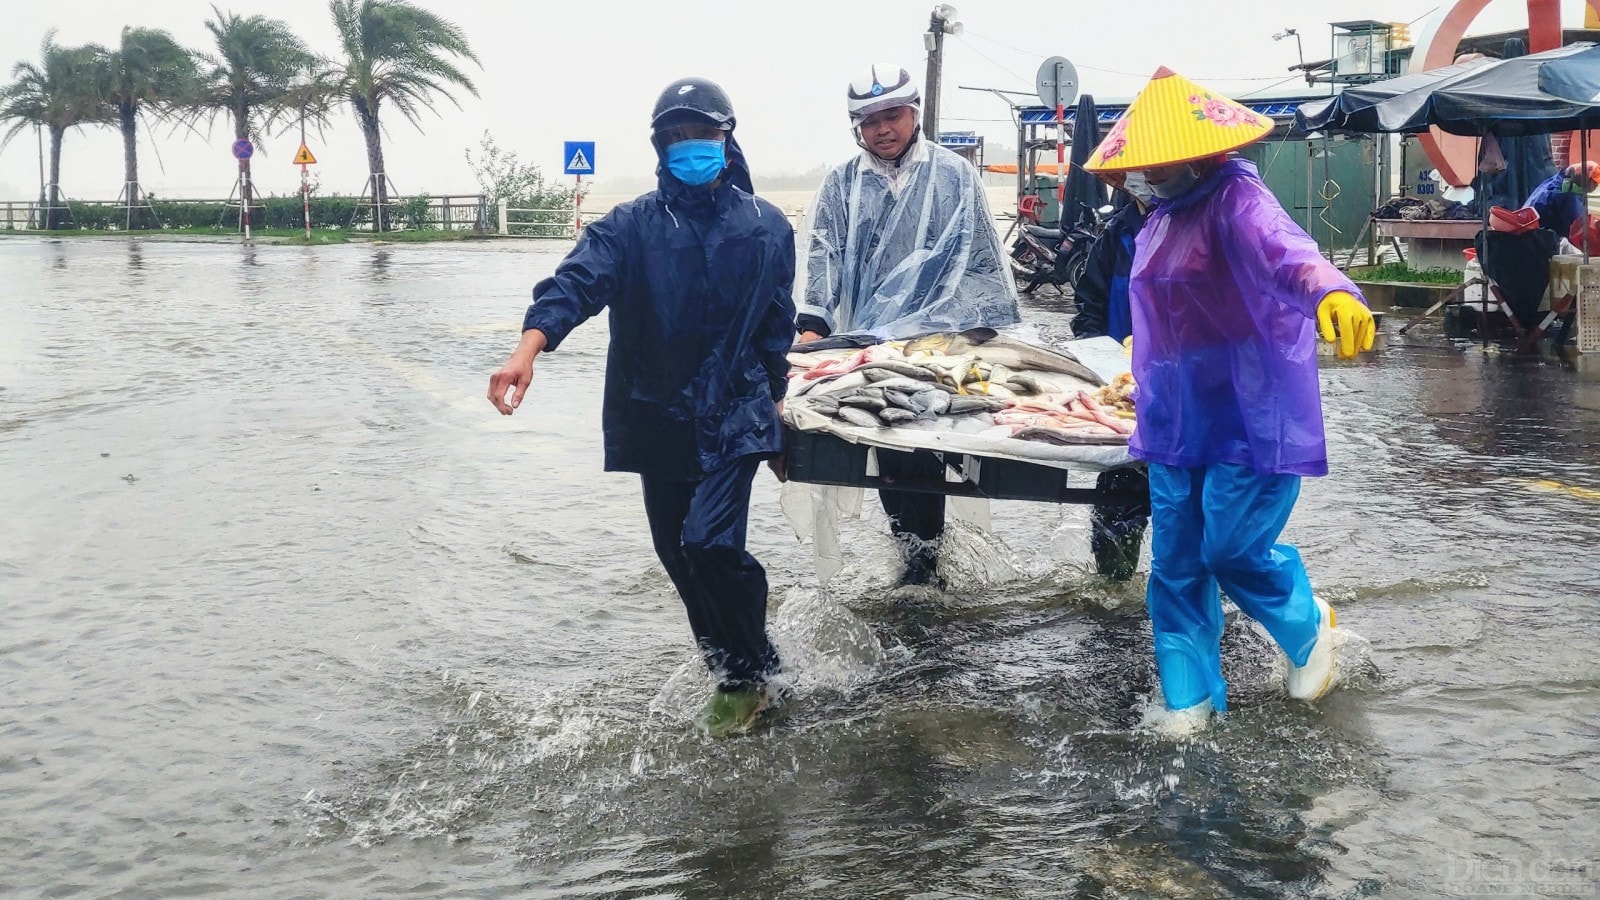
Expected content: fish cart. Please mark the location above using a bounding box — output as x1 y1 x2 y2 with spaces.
781 331 1142 506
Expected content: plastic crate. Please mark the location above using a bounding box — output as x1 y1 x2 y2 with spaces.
1578 263 1600 353
783 427 1137 505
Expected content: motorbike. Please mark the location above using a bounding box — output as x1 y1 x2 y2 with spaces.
1007 196 1110 294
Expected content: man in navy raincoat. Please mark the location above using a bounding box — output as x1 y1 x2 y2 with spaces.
488 77 796 737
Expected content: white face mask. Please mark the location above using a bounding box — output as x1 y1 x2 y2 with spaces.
1148 167 1200 200
1122 172 1154 204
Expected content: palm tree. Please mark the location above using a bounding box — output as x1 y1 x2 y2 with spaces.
330 0 479 230
190 6 317 227
0 32 108 229
103 27 200 228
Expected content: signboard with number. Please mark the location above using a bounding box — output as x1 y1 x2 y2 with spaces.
231 139 254 161
563 141 595 175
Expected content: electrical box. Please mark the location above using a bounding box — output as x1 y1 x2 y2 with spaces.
1330 21 1396 84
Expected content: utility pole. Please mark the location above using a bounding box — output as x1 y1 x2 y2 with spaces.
923 4 962 142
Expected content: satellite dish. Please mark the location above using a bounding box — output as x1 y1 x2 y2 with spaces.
1035 56 1079 110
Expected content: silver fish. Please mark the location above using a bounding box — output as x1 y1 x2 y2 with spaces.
860 361 936 381
943 332 1103 384
879 407 917 424
1008 373 1045 395
884 389 918 411
840 394 888 411
923 390 951 416
946 396 1005 415
869 375 946 394
837 406 882 428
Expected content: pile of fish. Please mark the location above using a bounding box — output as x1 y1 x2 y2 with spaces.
787 333 1135 445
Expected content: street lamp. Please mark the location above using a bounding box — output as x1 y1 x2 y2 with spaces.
925 4 963 141
1274 27 1308 80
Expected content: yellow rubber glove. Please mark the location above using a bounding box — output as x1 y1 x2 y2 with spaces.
1316 290 1375 360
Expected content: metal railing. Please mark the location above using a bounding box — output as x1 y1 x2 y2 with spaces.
494 199 807 239
497 199 587 238
0 193 490 232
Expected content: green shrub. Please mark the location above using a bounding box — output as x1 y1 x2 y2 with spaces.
1351 263 1463 285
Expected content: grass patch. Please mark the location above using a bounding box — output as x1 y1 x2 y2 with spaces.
360 230 473 244
1349 263 1463 285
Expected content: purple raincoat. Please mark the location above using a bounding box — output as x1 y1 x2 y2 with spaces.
1128 159 1359 477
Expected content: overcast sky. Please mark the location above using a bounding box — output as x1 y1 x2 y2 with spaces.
0 0 1564 200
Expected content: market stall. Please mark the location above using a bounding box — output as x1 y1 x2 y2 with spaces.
1297 41 1600 346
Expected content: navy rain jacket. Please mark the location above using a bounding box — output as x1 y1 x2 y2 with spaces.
523 137 797 479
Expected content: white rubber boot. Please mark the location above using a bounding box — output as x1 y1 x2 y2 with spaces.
1149 699 1214 739
1287 596 1338 701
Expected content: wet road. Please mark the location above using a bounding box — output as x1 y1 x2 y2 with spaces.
1 238 1596 897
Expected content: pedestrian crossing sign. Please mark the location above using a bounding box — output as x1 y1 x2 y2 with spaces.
563 141 595 175
293 143 317 165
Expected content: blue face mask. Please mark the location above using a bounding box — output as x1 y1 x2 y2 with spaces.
665 139 726 186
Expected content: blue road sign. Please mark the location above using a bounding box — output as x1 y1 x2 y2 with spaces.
231 139 254 161
563 141 595 175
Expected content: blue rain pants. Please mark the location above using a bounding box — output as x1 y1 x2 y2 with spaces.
640 457 779 691
1146 462 1322 712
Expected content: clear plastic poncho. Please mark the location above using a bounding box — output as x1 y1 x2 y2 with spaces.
800 141 1020 341
1129 159 1359 477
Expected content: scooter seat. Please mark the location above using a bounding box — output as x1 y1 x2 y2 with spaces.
1024 224 1063 240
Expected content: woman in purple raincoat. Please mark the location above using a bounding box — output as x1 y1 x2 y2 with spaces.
1086 68 1376 732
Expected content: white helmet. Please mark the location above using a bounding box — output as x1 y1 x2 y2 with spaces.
847 63 921 123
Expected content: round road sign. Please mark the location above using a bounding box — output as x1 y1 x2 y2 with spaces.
1035 56 1079 110
231 139 254 161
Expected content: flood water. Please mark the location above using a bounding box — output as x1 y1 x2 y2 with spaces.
2 237 1597 898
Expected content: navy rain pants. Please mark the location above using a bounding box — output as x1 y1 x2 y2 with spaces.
875 450 946 584
640 457 778 691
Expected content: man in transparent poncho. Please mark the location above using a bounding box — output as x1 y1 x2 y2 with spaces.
797 63 1020 586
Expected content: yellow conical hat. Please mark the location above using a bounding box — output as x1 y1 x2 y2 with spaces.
1084 67 1272 173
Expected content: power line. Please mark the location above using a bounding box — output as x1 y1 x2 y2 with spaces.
1236 73 1318 98
962 28 1322 82
953 36 1033 89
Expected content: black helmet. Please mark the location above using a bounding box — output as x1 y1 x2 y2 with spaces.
651 77 736 132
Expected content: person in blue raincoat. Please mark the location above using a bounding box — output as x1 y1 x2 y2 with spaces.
1085 68 1377 734
797 63 1021 587
488 78 796 737
1526 161 1599 238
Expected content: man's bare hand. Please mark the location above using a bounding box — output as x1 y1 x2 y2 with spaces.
798 330 825 343
488 330 548 415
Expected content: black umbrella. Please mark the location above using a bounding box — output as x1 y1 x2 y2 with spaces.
1475 39 1557 212
1295 57 1490 135
1063 94 1105 228
1540 43 1600 101
1295 43 1600 137
1428 43 1600 136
